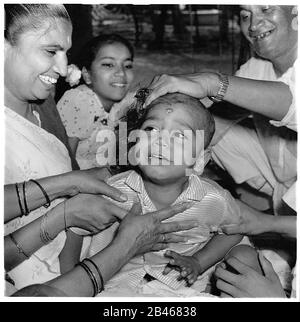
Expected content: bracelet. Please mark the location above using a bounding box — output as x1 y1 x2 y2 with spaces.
22 181 29 215
40 212 54 244
76 262 99 297
84 258 105 293
9 233 30 259
29 179 51 208
210 73 229 103
63 200 68 232
15 183 25 217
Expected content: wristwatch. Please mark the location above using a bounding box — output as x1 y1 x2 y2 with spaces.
209 73 229 103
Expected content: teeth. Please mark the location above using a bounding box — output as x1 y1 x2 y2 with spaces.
39 75 57 85
255 30 272 40
112 83 126 87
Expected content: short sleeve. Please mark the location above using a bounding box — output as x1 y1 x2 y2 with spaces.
57 88 92 139
269 62 297 132
219 189 241 227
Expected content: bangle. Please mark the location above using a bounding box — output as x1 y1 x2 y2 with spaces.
84 258 105 292
15 183 25 217
40 212 54 244
29 179 51 208
210 73 229 103
9 233 30 259
22 181 29 215
76 262 98 297
63 200 68 232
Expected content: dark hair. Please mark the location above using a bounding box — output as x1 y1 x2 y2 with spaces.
5 4 71 45
76 33 134 70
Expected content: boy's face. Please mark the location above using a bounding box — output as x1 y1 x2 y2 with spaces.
132 102 205 183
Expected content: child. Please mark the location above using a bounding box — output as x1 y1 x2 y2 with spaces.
57 34 135 170
88 92 245 296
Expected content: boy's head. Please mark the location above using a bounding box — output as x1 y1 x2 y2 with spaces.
129 92 215 183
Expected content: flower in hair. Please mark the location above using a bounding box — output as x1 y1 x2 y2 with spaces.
66 64 82 87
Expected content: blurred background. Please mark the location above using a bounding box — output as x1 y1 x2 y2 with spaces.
56 4 252 99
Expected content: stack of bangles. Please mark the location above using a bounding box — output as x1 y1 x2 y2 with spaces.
76 258 104 296
15 179 51 217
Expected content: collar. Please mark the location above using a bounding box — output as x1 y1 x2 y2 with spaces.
124 170 207 203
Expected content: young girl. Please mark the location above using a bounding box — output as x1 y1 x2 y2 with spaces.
57 34 135 170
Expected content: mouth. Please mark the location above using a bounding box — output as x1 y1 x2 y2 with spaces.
39 75 58 85
149 154 171 163
252 29 275 41
111 82 127 88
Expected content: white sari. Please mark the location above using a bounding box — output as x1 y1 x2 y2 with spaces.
5 107 72 291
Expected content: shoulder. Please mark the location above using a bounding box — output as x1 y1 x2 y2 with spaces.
236 57 274 79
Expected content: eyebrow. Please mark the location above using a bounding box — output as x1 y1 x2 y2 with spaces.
99 56 133 61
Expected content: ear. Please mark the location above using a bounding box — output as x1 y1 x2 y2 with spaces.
81 66 92 85
193 148 212 175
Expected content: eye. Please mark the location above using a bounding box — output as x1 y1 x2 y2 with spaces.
240 11 250 21
173 131 185 139
144 126 159 133
125 63 133 69
262 6 271 13
102 63 114 68
45 50 56 56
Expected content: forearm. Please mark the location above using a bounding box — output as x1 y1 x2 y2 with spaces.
5 202 65 271
223 76 292 121
48 233 134 296
4 173 78 223
193 234 243 274
269 216 296 239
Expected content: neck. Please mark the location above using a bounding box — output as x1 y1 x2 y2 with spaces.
272 44 297 76
93 90 114 113
143 176 188 210
5 88 29 118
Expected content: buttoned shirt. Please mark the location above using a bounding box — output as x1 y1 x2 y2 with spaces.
89 170 241 291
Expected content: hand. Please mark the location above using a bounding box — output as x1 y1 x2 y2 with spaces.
66 194 128 234
145 72 219 106
64 168 127 202
115 202 198 257
220 200 271 236
163 250 201 285
214 253 286 298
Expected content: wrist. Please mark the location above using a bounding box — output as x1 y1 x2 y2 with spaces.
59 171 80 197
209 73 229 103
45 202 65 238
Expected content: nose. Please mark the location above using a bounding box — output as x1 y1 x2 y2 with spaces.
53 53 68 77
249 12 264 32
114 65 126 77
154 133 169 148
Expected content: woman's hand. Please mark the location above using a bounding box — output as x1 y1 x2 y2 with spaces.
214 253 287 298
63 168 127 202
145 72 219 106
65 194 128 234
115 202 198 257
220 200 271 236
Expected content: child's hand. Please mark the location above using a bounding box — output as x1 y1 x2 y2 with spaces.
163 250 201 285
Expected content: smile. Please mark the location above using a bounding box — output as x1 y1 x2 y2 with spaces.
111 83 127 88
39 75 57 85
149 154 171 162
253 29 274 40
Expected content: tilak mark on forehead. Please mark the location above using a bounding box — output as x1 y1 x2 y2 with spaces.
166 108 173 114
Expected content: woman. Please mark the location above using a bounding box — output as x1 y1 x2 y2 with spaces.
4 4 196 297
145 5 297 296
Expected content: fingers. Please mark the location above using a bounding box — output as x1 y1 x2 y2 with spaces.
96 181 128 203
125 202 143 219
154 202 193 221
220 224 243 235
258 252 277 279
162 233 188 244
215 278 242 298
160 219 198 234
225 256 255 276
214 263 242 287
106 203 128 220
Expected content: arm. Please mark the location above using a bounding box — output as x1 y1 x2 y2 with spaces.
193 233 243 274
59 230 83 274
4 168 127 223
68 136 80 161
221 200 296 239
146 72 292 121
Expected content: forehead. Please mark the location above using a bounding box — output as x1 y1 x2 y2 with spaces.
146 102 199 127
95 42 131 58
20 18 72 50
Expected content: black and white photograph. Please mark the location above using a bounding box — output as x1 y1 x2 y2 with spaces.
2 2 298 303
